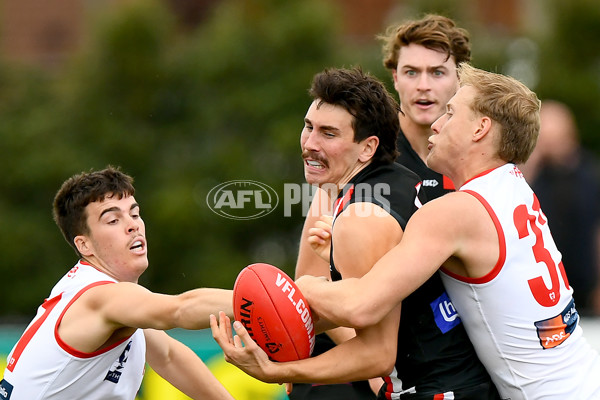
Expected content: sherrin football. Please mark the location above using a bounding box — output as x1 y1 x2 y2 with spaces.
233 263 315 362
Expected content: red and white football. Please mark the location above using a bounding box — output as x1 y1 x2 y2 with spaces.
233 263 315 362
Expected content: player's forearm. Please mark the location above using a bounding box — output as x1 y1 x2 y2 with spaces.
176 288 233 329
272 334 393 384
298 276 380 329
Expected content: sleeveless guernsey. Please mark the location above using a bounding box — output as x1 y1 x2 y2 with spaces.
441 163 600 399
1 260 146 400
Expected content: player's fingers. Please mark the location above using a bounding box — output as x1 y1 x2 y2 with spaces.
233 333 243 349
232 320 255 349
319 214 333 226
313 219 332 233
307 227 330 241
307 233 326 245
217 311 234 345
209 314 227 347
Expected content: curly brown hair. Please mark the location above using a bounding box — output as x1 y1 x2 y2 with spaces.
380 14 471 71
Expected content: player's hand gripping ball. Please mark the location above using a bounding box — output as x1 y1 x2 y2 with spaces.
233 263 316 362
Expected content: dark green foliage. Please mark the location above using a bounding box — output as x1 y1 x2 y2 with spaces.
0 0 599 317
0 0 348 315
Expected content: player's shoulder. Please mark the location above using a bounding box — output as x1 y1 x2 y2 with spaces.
360 162 421 185
417 191 482 220
387 161 422 182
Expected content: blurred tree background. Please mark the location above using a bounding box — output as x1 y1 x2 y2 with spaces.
0 0 599 319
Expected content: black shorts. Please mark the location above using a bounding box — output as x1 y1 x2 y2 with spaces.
377 381 501 400
289 381 376 400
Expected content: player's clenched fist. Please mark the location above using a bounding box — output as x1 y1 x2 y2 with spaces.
307 215 333 262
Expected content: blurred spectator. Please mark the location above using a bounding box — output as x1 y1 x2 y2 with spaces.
522 100 600 316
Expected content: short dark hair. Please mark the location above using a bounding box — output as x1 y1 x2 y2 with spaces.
308 67 399 164
53 166 135 255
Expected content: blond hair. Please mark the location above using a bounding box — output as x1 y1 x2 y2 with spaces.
458 64 540 164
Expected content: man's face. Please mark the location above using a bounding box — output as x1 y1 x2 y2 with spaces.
79 194 148 282
428 85 478 173
301 100 369 188
393 43 459 128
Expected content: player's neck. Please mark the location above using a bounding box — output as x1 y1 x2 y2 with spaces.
319 161 372 203
400 117 433 162
449 157 507 189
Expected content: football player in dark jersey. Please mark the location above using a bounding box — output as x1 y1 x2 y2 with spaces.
212 64 499 400
290 15 499 400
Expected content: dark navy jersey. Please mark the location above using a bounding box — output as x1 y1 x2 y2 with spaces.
329 161 424 280
329 161 498 399
396 128 455 200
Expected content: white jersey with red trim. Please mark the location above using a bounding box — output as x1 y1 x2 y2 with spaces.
1 261 146 400
440 163 600 399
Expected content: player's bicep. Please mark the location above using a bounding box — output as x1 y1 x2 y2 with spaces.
87 283 180 330
332 202 403 279
365 196 466 303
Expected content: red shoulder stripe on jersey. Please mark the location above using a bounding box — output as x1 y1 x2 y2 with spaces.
7 294 63 372
333 185 355 218
441 189 506 284
442 175 455 190
54 281 132 358
461 167 497 187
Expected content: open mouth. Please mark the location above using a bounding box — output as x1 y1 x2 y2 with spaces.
416 99 434 107
130 240 145 252
305 160 325 169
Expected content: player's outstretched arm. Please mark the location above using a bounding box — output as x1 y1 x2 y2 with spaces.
297 196 468 329
145 329 234 400
60 283 234 353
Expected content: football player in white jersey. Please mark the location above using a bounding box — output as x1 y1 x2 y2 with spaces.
238 64 600 399
1 167 234 400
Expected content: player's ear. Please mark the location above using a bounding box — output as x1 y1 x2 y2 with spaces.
74 235 93 257
359 136 379 162
392 69 400 92
473 116 493 142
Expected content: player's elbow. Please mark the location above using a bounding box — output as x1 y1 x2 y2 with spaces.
377 337 397 376
380 351 396 376
366 348 396 377
342 302 381 330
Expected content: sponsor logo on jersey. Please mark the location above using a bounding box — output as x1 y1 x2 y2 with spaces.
0 379 14 399
422 179 439 187
430 292 461 333
105 341 132 383
535 299 578 349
